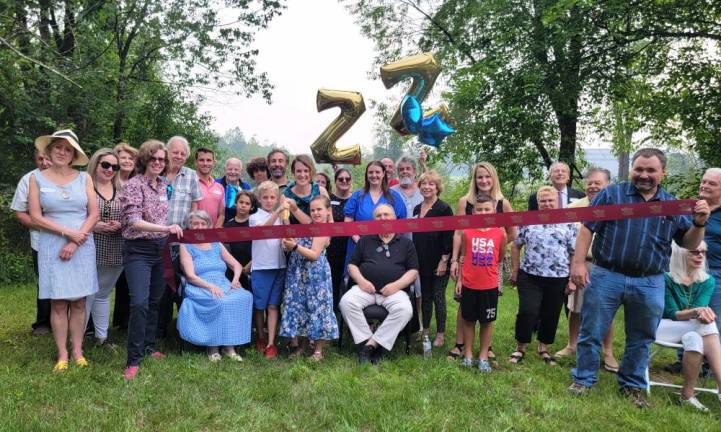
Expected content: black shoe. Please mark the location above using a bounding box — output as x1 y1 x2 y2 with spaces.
619 386 650 409
370 346 388 365
358 344 376 365
664 361 682 374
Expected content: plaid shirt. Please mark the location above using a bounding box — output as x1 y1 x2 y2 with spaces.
95 188 123 266
119 174 169 240
166 166 202 226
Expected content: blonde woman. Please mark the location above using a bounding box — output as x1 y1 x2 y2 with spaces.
448 161 514 360
658 242 721 412
28 130 99 372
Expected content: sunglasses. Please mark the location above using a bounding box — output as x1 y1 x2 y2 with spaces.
376 243 390 258
336 177 351 183
689 250 707 257
100 161 121 171
149 156 166 164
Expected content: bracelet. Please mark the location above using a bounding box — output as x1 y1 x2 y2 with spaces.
450 259 458 264
693 220 706 228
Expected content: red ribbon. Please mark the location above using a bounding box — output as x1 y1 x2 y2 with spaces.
163 199 695 289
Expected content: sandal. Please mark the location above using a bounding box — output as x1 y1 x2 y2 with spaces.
487 346 498 367
538 350 557 366
73 357 89 368
508 350 525 364
208 352 222 362
311 351 324 362
53 360 69 373
447 343 464 360
289 345 306 359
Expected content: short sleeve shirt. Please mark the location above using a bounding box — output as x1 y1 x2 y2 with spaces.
249 208 286 269
166 166 202 227
515 223 577 277
11 169 40 250
585 182 691 276
349 234 418 292
197 176 225 225
343 189 408 222
461 227 506 290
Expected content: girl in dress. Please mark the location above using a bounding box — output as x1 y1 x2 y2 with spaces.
280 195 339 361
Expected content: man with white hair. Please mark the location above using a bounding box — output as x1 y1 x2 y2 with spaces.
216 157 252 223
528 161 585 210
381 157 399 187
158 135 203 337
700 168 721 334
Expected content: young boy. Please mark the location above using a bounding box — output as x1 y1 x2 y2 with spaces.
249 181 289 359
451 193 506 372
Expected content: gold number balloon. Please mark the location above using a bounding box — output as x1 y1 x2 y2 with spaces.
380 52 442 135
310 89 365 165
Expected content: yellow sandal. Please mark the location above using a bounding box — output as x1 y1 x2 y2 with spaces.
53 360 69 373
74 357 89 368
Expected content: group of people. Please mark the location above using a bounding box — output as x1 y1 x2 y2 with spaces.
11 130 721 412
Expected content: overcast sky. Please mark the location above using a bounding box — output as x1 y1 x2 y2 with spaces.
201 0 387 155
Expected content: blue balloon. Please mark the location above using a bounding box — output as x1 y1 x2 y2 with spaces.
401 95 423 134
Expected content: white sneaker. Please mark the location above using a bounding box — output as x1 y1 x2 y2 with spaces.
680 395 709 412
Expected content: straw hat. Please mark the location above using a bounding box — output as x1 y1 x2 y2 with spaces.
34 130 89 166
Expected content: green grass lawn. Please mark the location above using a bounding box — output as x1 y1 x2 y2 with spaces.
1 282 720 431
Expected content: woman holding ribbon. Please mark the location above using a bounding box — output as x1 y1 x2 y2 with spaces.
283 154 329 224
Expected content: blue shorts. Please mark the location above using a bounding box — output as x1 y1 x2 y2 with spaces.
251 269 285 310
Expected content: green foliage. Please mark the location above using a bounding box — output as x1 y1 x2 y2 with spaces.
0 192 34 285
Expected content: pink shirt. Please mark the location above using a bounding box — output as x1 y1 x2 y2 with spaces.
197 176 224 225
119 174 169 240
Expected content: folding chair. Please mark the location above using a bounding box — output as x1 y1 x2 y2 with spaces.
646 339 719 396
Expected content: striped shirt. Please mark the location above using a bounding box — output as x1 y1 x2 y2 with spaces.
166 166 202 227
585 182 691 277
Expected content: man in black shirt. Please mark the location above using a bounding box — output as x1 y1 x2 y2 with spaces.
339 204 419 364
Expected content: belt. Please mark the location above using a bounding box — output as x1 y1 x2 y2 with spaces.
595 262 661 278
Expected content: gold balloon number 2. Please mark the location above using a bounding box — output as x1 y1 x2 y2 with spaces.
310 89 365 165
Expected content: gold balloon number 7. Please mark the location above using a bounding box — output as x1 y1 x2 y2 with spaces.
310 89 365 165
380 52 443 134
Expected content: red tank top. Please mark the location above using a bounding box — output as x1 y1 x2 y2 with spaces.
461 227 505 290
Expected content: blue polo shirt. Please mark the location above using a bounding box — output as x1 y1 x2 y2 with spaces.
706 206 721 269
584 182 691 277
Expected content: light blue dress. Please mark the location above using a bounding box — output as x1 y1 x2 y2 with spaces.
35 171 98 300
177 243 253 346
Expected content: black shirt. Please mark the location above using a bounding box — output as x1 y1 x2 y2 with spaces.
412 199 453 278
464 198 504 215
223 218 252 266
349 234 419 293
328 193 351 262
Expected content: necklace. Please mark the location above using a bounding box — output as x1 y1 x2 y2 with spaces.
682 283 696 309
59 186 70 200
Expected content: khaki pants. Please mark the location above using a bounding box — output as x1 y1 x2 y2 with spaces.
339 286 412 350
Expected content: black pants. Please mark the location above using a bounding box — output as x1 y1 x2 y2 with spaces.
112 271 130 329
328 248 347 312
124 238 166 366
156 246 182 338
420 272 449 332
515 270 567 344
31 250 52 330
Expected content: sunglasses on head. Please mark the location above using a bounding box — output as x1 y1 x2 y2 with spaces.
100 161 121 171
376 243 390 258
336 177 351 183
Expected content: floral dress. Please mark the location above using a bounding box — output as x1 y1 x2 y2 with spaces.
280 237 339 340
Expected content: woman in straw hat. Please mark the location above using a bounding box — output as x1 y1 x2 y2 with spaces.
28 129 99 373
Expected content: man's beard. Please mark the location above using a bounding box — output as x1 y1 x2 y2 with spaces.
399 176 414 187
271 167 285 178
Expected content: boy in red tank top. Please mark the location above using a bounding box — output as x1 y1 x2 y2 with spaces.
450 194 506 371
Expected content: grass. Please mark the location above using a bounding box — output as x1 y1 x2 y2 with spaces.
1 282 720 431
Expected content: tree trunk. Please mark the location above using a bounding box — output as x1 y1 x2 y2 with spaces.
113 72 127 141
618 151 629 181
557 111 578 179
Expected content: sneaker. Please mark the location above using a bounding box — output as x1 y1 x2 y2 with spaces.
568 382 590 396
123 366 139 380
149 350 165 360
680 395 709 412
370 346 388 365
357 344 375 365
555 346 576 358
460 357 474 368
264 344 278 359
619 386 651 409
477 359 492 373
664 361 683 374
32 326 50 336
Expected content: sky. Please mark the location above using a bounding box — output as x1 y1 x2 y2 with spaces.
201 1 387 155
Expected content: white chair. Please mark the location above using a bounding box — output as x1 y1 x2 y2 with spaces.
646 339 719 396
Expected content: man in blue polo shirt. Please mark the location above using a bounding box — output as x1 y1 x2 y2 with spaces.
700 168 721 334
568 148 710 408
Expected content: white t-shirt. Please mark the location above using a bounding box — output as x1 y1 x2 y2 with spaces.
249 208 286 270
11 169 40 251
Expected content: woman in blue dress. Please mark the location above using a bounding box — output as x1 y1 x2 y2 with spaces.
178 210 253 361
28 130 99 373
343 161 407 270
280 195 338 361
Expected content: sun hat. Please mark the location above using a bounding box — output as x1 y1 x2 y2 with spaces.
34 129 89 166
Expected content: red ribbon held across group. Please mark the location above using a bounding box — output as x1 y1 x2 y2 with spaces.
163 199 696 288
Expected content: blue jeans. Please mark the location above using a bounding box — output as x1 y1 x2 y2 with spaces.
124 238 167 367
709 268 721 336
572 265 664 389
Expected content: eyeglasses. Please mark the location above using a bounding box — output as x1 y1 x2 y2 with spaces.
149 156 166 164
166 185 173 200
376 243 390 258
689 250 707 257
100 161 121 171
336 177 352 183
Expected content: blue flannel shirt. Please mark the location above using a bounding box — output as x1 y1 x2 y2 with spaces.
584 182 691 276
706 206 721 269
